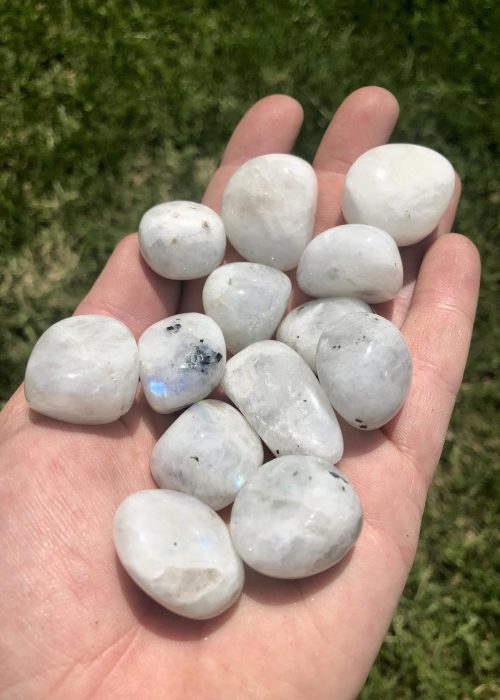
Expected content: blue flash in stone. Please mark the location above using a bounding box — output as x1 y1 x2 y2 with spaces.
148 378 170 397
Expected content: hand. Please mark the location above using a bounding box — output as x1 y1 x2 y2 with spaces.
0 87 480 700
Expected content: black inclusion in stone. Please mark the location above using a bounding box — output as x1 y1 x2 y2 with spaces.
184 344 223 373
166 323 182 333
329 470 348 484
360 424 368 430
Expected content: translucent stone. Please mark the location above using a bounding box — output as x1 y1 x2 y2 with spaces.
316 312 412 430
139 313 226 413
221 154 317 271
151 399 264 510
138 201 226 280
276 297 372 372
297 224 403 303
202 262 292 354
24 315 139 424
114 490 244 619
221 340 343 464
230 455 362 579
342 144 455 246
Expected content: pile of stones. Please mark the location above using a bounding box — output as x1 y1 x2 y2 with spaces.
24 144 455 619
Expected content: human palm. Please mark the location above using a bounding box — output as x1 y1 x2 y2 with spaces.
0 87 480 700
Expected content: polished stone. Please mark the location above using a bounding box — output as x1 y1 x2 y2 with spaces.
221 340 343 464
139 201 226 280
221 154 317 271
114 490 244 619
230 455 362 579
316 311 412 430
24 315 139 424
342 144 455 246
297 224 403 303
202 262 292 354
139 313 226 413
276 297 372 372
151 399 264 510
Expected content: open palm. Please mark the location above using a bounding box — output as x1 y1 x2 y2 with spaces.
0 87 480 700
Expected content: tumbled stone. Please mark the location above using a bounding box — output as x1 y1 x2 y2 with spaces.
114 490 244 619
221 154 317 271
24 315 139 424
138 201 226 280
297 224 403 303
230 455 362 579
342 144 455 246
151 399 264 510
276 297 372 372
139 313 226 413
202 262 292 354
316 311 412 430
221 340 343 463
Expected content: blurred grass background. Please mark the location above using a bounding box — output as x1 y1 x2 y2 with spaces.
1 0 499 696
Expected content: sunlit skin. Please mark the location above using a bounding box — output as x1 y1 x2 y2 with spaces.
0 87 480 699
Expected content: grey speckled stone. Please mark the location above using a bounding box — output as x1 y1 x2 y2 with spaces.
316 311 412 430
230 455 362 579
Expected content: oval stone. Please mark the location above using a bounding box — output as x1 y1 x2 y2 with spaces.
151 399 264 510
342 144 455 246
276 297 372 372
221 154 317 271
24 315 139 424
202 262 292 354
230 455 362 579
114 490 244 619
139 313 226 413
221 340 343 464
138 201 226 280
297 224 403 303
316 312 412 430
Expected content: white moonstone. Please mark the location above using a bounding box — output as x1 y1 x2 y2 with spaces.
24 315 139 424
342 144 455 246
297 224 403 303
221 340 343 463
114 490 244 619
138 201 226 280
276 297 372 372
221 154 317 271
230 455 362 579
316 312 412 430
139 313 226 413
202 262 292 354
151 400 264 510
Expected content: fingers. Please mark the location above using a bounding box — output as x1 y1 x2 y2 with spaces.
181 95 304 313
384 233 481 485
313 87 400 234
76 234 180 338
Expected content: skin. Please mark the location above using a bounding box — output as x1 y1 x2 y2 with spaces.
0 87 480 700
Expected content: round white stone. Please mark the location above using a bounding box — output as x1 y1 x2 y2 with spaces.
297 224 403 303
114 490 244 619
221 340 344 464
342 144 455 246
276 297 372 372
151 399 264 510
202 262 292 354
139 313 226 413
230 455 362 579
221 154 317 271
138 201 226 280
24 315 139 424
316 312 412 430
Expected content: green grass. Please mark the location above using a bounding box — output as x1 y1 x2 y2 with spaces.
1 0 499 696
